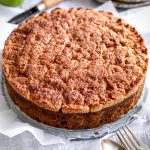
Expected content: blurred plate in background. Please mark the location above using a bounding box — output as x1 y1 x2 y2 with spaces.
95 0 150 8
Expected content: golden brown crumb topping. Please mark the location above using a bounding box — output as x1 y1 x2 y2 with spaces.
3 8 148 113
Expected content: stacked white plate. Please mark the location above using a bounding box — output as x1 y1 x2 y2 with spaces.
96 0 150 8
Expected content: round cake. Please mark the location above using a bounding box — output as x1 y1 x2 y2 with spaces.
3 8 148 129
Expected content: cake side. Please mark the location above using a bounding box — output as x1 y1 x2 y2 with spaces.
3 8 148 113
6 80 144 129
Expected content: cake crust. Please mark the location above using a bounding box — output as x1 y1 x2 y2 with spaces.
6 80 144 129
3 8 148 113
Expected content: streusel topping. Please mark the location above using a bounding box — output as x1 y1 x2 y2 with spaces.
3 8 148 113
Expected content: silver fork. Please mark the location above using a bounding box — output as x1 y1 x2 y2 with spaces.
117 125 149 150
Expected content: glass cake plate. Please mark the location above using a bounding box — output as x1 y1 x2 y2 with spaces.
2 76 148 141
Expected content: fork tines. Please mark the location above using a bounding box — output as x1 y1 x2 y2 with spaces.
117 125 149 150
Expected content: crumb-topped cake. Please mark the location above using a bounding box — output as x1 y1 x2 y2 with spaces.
3 8 148 129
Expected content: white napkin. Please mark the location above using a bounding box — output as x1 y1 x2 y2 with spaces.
122 6 150 33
